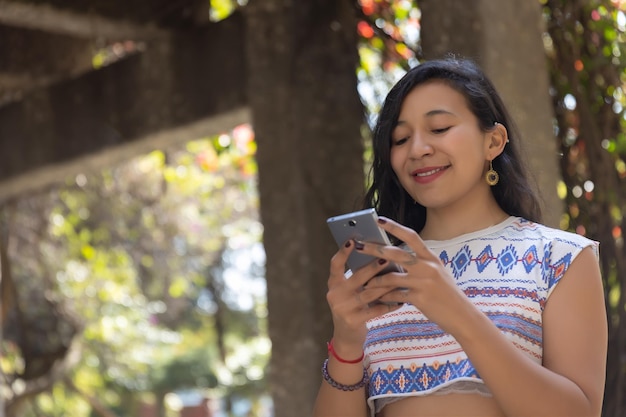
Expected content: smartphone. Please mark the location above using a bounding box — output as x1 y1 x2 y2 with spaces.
326 208 403 275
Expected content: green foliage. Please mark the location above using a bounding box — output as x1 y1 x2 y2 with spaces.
1 124 268 416
357 0 421 126
543 1 626 415
356 0 422 186
150 349 219 392
209 0 247 21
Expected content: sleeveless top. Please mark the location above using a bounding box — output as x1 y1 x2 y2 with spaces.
364 217 598 416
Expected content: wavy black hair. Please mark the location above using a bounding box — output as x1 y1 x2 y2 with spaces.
363 57 542 233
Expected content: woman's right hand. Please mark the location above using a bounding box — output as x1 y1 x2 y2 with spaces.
326 240 403 356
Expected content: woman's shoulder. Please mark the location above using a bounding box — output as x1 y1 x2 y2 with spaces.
504 217 599 258
505 217 596 245
425 217 597 258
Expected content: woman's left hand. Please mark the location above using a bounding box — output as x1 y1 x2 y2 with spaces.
357 216 474 335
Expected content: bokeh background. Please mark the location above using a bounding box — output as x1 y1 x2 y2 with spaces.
0 1 624 416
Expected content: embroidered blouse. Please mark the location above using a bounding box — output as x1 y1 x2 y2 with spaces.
364 217 598 416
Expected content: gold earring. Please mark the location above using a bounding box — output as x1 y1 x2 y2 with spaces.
485 160 499 186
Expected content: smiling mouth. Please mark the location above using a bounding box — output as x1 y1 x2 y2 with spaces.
412 166 449 177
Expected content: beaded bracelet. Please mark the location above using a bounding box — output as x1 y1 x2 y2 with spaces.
321 359 368 391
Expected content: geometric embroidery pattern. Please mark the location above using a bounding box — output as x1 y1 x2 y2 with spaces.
522 245 539 273
368 358 480 397
476 245 494 273
496 244 517 275
451 245 471 278
549 253 572 289
541 243 552 280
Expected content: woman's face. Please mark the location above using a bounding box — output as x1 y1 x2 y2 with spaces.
389 81 493 211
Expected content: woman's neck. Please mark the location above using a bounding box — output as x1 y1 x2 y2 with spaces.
419 200 509 241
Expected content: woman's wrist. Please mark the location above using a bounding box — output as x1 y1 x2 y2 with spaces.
327 338 364 364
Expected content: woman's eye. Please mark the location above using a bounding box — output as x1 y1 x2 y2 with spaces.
393 137 408 146
432 126 451 134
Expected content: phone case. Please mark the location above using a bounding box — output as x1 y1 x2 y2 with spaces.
326 208 402 274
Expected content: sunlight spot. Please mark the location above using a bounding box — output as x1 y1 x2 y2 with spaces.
51 213 65 227
147 300 167 314
617 11 626 30
175 165 188 178
11 379 25 395
218 133 231 147
76 173 88 187
78 207 90 220
115 316 128 329
217 366 233 385
557 181 567 199
564 94 577 110
247 366 264 380
565 128 577 145
165 393 183 412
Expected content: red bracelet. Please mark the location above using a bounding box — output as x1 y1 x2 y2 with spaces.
327 339 364 364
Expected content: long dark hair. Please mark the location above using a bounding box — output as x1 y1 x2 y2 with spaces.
363 57 542 232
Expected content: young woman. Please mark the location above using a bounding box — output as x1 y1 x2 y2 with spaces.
313 58 607 417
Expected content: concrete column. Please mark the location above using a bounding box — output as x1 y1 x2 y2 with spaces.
420 0 562 227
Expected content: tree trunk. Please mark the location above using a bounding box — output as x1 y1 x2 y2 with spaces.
244 1 365 416
420 0 563 227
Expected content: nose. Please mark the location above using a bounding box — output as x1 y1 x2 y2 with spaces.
408 133 434 159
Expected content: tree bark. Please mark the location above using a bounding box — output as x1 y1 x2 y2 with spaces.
244 1 364 416
6 338 81 417
420 0 563 227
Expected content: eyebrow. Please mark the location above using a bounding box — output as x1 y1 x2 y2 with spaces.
395 109 456 127
425 109 455 117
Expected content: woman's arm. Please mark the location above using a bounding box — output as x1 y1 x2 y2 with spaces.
313 240 403 417
444 246 607 417
312 351 369 417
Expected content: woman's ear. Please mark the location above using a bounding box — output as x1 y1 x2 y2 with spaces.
486 122 509 159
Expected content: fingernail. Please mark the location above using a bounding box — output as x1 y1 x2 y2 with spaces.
344 240 351 248
378 258 387 265
377 218 387 224
354 241 364 250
